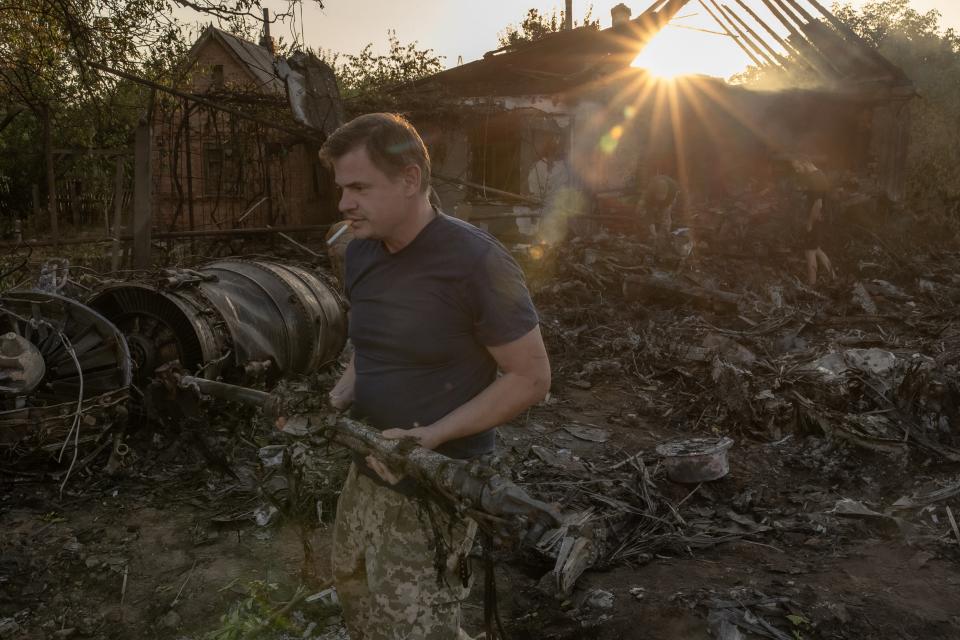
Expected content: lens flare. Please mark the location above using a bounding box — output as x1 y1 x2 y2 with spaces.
630 23 748 80
599 132 619 154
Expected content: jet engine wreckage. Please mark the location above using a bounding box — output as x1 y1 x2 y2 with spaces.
0 292 132 462
0 258 574 569
87 259 347 386
0 259 347 464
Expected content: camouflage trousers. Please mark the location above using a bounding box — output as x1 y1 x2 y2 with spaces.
332 463 478 640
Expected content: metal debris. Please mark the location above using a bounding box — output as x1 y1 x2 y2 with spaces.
0 291 131 464
89 259 346 385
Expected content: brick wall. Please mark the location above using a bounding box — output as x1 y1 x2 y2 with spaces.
151 38 338 232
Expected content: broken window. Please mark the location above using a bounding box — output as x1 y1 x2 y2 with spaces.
469 113 526 194
468 110 565 197
212 64 224 89
203 142 243 196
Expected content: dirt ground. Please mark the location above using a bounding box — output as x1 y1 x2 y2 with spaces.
493 401 960 640
4 215 960 639
3 386 959 640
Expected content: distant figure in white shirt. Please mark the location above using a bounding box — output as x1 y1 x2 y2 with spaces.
527 129 583 243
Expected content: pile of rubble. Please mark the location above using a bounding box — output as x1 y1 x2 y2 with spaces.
523 229 960 462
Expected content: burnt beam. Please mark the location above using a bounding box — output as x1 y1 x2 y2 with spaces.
733 0 823 77
698 0 765 68
722 3 790 67
712 0 779 69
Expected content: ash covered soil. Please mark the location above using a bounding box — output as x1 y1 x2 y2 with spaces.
4 223 960 639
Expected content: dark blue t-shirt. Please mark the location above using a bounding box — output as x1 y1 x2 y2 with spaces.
345 212 539 465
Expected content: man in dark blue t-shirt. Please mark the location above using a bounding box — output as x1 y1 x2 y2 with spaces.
320 113 550 640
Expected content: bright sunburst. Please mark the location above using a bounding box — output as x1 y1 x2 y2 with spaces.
630 21 751 80
631 49 693 80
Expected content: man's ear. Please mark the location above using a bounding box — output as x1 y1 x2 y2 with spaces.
401 164 422 196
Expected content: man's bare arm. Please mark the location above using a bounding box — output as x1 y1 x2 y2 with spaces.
330 352 356 410
381 326 551 450
807 197 823 231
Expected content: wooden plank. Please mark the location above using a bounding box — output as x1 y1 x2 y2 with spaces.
183 100 196 234
132 120 152 269
44 110 58 245
734 0 823 77
52 148 127 156
623 272 741 312
69 180 80 227
722 3 786 67
698 0 764 68
32 183 41 232
111 156 125 272
714 1 778 68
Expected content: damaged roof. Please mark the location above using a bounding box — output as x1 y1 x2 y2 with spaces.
185 27 344 135
396 0 911 99
398 0 690 97
188 26 286 95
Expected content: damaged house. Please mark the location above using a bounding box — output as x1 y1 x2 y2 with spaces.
151 22 344 232
388 0 913 240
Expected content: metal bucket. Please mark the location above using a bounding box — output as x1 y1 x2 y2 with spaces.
655 437 734 483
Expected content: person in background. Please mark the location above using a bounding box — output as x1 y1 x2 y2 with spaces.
528 127 580 242
636 173 680 241
792 160 835 286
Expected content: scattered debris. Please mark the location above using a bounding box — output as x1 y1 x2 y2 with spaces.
892 477 960 510
5 159 960 639
623 271 740 312
851 281 878 314
0 618 20 638
158 610 181 630
829 498 909 536
583 588 614 610
562 425 610 443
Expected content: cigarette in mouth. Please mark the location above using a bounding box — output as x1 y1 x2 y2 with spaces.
326 223 350 246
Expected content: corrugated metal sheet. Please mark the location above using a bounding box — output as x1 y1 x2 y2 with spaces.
275 53 345 136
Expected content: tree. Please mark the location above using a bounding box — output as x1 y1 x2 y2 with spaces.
832 0 960 213
497 6 599 49
0 0 318 233
0 0 95 235
738 1 960 217
322 31 444 101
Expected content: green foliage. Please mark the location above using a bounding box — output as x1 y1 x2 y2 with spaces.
204 580 296 640
0 0 189 219
497 5 599 48
740 1 960 216
0 112 42 220
204 580 331 640
0 0 314 225
204 580 278 640
833 0 960 209
322 31 444 100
